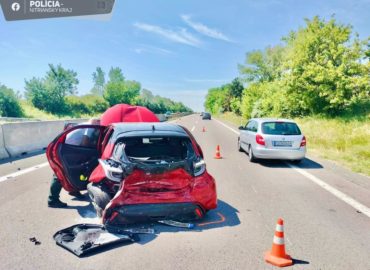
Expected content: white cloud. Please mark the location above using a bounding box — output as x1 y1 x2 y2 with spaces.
133 45 174 55
133 22 201 47
181 15 233 42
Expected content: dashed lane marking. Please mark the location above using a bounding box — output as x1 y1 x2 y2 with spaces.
191 126 195 132
0 162 49 183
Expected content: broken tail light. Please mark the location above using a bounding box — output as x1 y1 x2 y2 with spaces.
193 159 206 177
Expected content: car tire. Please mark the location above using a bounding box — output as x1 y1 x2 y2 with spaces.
87 183 112 218
248 145 256 162
238 139 243 152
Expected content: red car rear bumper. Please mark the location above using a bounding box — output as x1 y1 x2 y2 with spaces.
103 171 217 225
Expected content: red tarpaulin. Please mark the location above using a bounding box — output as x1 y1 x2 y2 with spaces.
100 104 159 126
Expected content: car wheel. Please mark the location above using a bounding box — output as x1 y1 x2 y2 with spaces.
87 183 112 218
248 145 256 162
238 139 243 152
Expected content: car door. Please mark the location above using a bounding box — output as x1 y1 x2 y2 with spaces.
46 125 107 192
244 121 255 147
239 121 250 148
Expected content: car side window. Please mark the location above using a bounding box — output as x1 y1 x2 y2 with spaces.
247 121 257 132
65 128 101 148
245 121 253 131
251 121 258 132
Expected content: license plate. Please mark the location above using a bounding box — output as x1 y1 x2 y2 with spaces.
273 141 292 147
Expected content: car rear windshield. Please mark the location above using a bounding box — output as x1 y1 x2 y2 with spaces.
120 136 195 162
262 122 301 135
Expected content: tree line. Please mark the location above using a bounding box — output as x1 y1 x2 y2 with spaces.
0 66 192 117
205 16 369 118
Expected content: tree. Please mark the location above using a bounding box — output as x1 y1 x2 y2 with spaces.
91 67 105 96
238 45 285 83
283 16 370 116
104 80 140 106
230 78 244 99
25 64 79 115
0 84 23 117
108 67 125 83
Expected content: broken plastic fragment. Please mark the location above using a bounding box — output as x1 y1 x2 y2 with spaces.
158 220 195 229
53 224 137 257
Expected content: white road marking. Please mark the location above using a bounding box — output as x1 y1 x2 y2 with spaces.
0 162 49 183
191 126 195 132
287 163 370 218
251 185 258 193
213 118 239 135
215 117 370 219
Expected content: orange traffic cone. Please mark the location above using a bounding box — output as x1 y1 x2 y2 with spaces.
265 218 293 267
214 145 222 159
202 126 206 132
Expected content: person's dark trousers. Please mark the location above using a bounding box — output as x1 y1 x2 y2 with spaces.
48 175 62 203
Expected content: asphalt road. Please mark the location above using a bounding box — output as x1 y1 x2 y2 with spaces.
1 114 370 270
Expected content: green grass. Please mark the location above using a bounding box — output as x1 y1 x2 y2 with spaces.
20 101 62 120
20 101 93 120
216 112 370 176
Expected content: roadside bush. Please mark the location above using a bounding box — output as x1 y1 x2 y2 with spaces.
80 94 109 114
65 95 90 116
0 84 24 117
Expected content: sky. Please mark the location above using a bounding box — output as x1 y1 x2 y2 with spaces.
0 0 369 111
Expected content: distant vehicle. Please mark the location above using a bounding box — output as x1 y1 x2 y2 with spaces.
47 122 217 225
200 112 204 116
165 111 172 117
202 112 211 120
238 118 306 163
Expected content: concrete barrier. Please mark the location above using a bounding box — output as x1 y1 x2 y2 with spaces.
0 113 192 160
155 114 167 122
1 119 86 158
0 125 10 159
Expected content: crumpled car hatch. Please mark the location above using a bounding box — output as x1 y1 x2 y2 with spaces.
123 167 193 193
53 224 137 257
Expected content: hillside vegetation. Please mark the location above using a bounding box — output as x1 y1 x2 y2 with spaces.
1 66 192 119
205 17 369 119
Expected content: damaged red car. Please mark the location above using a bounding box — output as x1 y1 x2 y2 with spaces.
47 122 217 225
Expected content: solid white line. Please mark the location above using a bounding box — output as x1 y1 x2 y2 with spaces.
0 162 49 183
287 163 370 218
191 126 195 132
213 118 239 135
215 117 370 219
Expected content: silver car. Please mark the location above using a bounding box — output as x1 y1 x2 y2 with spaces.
238 118 306 163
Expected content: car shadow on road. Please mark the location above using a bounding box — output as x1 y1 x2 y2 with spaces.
67 199 240 253
137 199 241 245
257 157 323 169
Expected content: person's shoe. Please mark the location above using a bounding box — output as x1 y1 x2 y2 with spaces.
48 199 67 208
68 191 85 199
